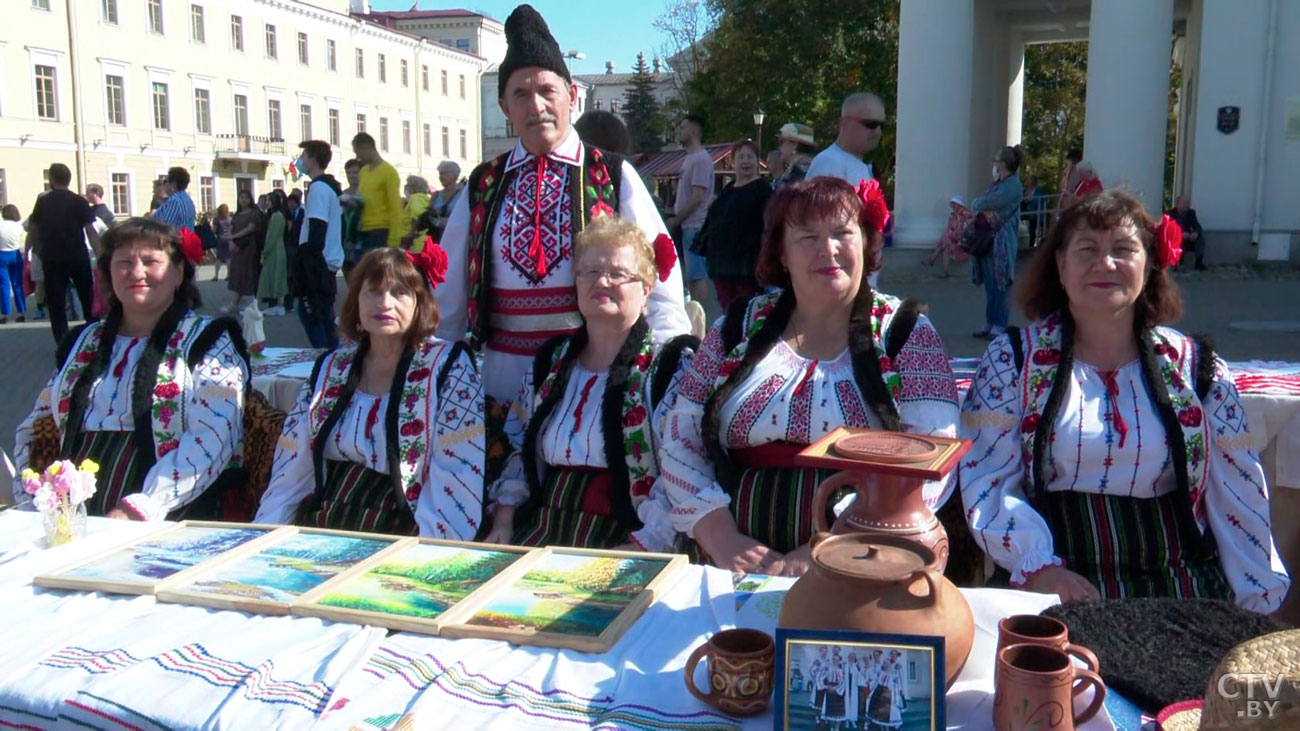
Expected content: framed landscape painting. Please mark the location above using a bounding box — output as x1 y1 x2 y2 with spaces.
291 538 530 633
156 529 412 614
34 521 290 595
438 547 689 653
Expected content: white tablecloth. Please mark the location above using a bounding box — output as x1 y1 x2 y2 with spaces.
0 511 1118 730
249 347 324 412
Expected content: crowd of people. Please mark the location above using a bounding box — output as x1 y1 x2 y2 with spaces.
8 4 1291 621
800 646 910 730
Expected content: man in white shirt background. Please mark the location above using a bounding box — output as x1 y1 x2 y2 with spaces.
294 139 343 349
807 91 887 286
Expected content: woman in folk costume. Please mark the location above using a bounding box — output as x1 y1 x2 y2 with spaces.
255 246 486 538
960 189 1289 611
849 650 875 729
483 217 695 550
14 218 248 520
822 645 850 727
808 645 830 718
659 177 960 576
867 651 907 730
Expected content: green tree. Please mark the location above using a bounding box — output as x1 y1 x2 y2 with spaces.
680 0 900 190
1020 41 1088 194
624 53 666 154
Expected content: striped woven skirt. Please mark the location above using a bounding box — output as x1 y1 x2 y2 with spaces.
64 431 148 517
1034 488 1229 600
728 461 838 556
513 466 626 549
297 459 417 536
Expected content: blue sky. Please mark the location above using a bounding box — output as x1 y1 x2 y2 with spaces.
369 1 676 76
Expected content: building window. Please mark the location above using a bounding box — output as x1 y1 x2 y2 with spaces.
151 82 170 130
101 0 118 24
326 39 336 71
421 65 428 91
440 70 447 95
300 104 311 140
32 0 51 10
42 169 51 192
194 88 211 134
594 99 602 110
402 120 411 154
610 99 619 114
422 123 431 155
190 4 204 43
355 49 363 78
356 113 365 133
271 179 284 191
328 109 340 146
378 54 386 83
297 32 308 65
459 129 467 159
230 15 243 51
235 176 253 200
105 75 125 126
400 59 408 87
379 117 389 152
111 173 131 215
199 176 215 211
505 120 515 137
265 24 277 59
459 74 465 99
455 38 470 51
234 93 248 135
147 0 163 33
441 126 449 157
267 99 282 140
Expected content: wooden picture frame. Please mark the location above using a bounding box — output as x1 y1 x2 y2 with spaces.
290 538 531 634
437 546 690 654
795 427 971 481
33 521 291 595
774 628 945 731
155 528 414 615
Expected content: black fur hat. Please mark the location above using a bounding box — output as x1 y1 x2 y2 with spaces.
497 5 571 99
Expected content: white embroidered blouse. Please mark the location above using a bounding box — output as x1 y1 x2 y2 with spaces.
256 346 486 540
489 361 685 552
959 334 1289 612
12 333 248 520
659 314 960 540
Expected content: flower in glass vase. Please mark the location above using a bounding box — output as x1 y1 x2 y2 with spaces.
21 459 99 547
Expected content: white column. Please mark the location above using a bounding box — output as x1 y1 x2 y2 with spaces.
894 0 974 247
1083 0 1174 214
1006 36 1025 146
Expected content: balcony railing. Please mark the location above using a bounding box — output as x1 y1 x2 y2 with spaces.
214 134 286 157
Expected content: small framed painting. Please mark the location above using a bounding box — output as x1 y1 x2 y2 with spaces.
437 546 689 653
156 528 413 614
774 628 945 731
290 538 530 633
34 521 290 595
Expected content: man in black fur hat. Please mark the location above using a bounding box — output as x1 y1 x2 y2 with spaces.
435 4 689 404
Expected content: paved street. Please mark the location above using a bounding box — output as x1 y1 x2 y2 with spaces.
0 261 1296 461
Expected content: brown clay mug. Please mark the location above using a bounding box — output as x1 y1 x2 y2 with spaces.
998 614 1100 673
994 644 1107 730
683 628 775 717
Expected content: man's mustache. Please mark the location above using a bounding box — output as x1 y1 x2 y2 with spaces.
527 113 558 126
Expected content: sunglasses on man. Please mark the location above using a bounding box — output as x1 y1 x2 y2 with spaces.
845 117 886 130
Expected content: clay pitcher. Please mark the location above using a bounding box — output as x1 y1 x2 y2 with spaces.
810 469 949 571
994 644 1107 730
778 532 973 685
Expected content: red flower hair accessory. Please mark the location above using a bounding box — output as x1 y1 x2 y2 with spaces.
652 233 677 283
1155 214 1183 269
406 239 450 290
854 178 890 234
177 228 204 265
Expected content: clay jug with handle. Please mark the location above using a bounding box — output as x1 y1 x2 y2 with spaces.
810 469 949 571
778 532 973 685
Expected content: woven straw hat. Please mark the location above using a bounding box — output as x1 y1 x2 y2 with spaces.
778 123 815 147
1158 629 1300 730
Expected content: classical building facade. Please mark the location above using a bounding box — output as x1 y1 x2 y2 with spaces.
894 0 1300 263
0 0 487 218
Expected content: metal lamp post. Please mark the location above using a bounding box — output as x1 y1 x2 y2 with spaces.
753 108 765 154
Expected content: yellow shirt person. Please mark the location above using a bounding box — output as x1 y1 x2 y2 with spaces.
351 132 404 248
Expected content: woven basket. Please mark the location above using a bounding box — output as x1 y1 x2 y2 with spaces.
1159 628 1300 730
